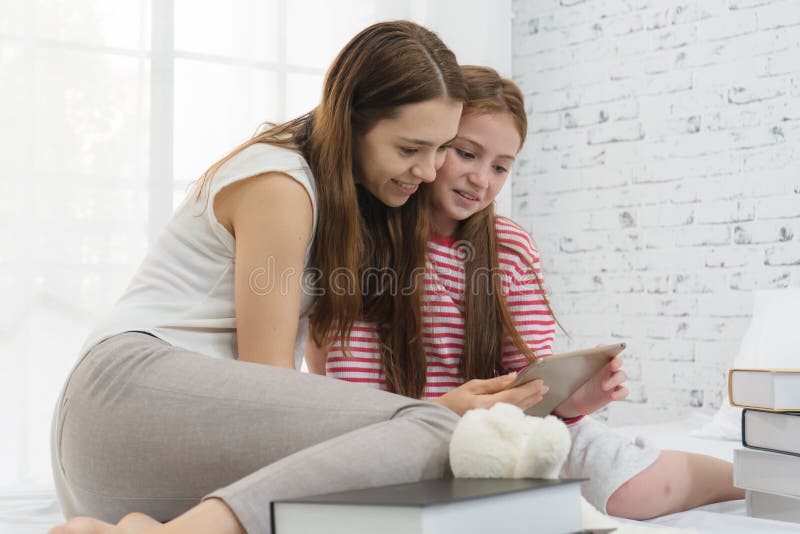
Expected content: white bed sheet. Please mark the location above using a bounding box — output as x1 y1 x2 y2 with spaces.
613 412 800 533
3 412 799 533
0 486 64 534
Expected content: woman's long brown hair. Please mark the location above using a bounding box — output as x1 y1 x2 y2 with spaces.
455 66 568 383
191 22 465 395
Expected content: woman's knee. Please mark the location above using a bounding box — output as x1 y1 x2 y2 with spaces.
395 401 460 437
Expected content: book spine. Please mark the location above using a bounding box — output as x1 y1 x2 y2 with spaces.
742 443 800 458
741 408 746 447
734 405 800 412
728 368 735 407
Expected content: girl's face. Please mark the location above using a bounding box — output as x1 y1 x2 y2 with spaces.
355 97 462 207
430 111 521 236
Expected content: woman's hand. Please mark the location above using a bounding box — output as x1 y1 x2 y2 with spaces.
431 373 549 417
553 355 628 419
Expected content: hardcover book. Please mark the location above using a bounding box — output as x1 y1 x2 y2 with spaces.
742 409 800 458
734 448 800 498
746 489 800 524
729 369 800 411
272 477 583 534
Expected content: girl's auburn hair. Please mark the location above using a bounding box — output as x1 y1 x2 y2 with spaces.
191 21 466 398
455 66 568 382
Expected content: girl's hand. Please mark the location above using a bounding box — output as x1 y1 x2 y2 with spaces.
553 355 628 418
431 373 549 416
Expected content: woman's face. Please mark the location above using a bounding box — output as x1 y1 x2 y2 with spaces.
430 111 521 236
355 97 462 207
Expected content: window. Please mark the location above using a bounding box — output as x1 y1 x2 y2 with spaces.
0 0 511 489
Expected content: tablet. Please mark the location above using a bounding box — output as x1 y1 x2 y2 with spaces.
504 342 627 417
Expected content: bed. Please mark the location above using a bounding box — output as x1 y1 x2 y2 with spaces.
2 412 799 533
612 412 800 533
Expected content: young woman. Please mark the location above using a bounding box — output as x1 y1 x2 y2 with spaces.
48 22 543 534
310 65 745 520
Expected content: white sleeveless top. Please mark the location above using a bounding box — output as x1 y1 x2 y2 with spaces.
79 143 317 369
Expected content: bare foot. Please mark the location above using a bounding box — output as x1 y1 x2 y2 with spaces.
48 516 125 534
49 512 161 534
48 499 243 534
118 512 162 532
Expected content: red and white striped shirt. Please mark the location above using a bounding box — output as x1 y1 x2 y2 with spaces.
326 217 557 400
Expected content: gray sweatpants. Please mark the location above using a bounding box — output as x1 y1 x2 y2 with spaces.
51 332 459 533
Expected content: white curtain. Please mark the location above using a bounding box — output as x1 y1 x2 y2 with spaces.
0 0 511 490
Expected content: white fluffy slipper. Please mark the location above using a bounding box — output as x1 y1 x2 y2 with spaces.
449 402 570 479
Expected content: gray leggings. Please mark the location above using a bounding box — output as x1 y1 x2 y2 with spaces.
51 332 459 533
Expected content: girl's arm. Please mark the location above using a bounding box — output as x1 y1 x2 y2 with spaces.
215 172 313 369
499 223 628 417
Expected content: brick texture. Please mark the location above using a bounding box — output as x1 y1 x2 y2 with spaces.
512 0 800 425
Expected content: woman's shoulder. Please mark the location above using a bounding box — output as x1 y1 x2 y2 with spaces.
207 142 317 212
187 142 318 246
223 142 312 179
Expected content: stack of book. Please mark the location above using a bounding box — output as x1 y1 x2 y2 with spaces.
729 368 800 523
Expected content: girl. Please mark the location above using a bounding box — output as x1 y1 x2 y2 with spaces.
49 22 541 534
311 65 744 520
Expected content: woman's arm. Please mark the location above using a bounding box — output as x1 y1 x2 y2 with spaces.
215 172 313 369
305 339 328 375
431 374 549 416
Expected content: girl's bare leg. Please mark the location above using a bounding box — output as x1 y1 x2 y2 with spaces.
49 498 244 534
607 450 745 520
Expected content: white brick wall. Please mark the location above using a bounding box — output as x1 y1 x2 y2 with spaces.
511 0 800 425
